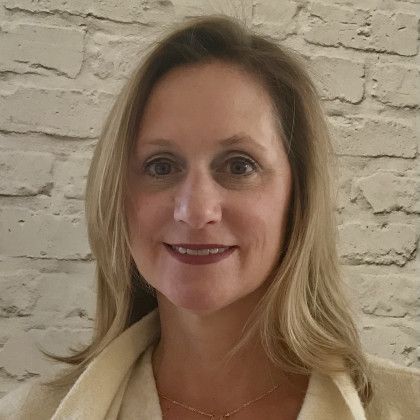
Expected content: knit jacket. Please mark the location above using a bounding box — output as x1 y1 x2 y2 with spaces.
0 308 419 420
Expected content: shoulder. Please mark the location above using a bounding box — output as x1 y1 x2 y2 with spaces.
364 353 420 420
366 352 420 385
0 377 72 420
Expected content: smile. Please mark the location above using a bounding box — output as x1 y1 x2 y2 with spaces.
163 243 237 265
170 245 229 255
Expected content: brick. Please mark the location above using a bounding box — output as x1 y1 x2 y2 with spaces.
4 0 85 15
54 155 91 200
305 3 417 56
0 272 39 318
304 3 370 48
4 0 138 23
4 0 249 24
0 270 95 321
372 64 420 107
0 327 91 378
310 56 364 103
87 32 148 81
0 88 114 138
251 1 298 40
0 151 54 196
344 273 419 318
0 22 84 78
338 222 416 266
0 365 23 398
0 332 43 379
335 157 366 211
0 208 91 259
0 318 29 347
172 0 253 20
35 273 95 320
370 12 418 57
352 171 420 214
330 116 417 157
360 317 419 367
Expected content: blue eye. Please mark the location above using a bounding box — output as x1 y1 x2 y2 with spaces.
144 156 258 178
228 157 257 175
144 159 177 178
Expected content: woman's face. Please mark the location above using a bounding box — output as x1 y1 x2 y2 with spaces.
127 61 293 314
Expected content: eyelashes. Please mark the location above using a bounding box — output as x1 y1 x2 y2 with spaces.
143 156 259 179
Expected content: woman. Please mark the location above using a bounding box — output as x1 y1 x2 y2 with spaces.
0 14 418 420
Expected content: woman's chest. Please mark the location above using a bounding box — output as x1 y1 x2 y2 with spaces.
158 392 304 420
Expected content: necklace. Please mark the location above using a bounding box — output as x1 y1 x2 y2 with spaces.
158 383 280 419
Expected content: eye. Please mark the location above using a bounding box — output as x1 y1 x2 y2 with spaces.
144 158 179 178
226 156 258 176
143 155 258 179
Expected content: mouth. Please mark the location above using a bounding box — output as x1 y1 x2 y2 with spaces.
163 243 237 264
165 243 235 249
164 243 236 254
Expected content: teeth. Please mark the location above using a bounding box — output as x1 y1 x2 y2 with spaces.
171 246 229 255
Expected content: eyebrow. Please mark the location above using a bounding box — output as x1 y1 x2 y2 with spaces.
141 134 267 152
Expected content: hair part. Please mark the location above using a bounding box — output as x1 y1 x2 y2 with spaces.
38 14 373 406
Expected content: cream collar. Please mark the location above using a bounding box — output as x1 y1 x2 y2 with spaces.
51 309 366 420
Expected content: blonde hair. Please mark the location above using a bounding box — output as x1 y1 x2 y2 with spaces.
39 14 373 405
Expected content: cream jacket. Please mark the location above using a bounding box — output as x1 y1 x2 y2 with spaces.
0 308 419 419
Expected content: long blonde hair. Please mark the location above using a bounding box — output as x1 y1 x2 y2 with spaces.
39 14 372 405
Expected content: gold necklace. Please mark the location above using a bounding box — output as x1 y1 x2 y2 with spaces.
158 383 280 419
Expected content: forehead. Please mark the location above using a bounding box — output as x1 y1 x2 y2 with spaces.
136 61 280 151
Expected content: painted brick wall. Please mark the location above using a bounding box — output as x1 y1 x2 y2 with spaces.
0 0 418 397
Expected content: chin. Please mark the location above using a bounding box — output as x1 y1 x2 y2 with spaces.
159 287 232 315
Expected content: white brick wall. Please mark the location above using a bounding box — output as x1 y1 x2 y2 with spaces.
0 0 418 397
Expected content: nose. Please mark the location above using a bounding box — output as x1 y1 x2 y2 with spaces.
173 168 222 229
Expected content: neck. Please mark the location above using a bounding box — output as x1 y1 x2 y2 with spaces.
151 291 308 413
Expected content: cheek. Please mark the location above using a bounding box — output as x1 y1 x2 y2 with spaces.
226 195 272 255
126 193 169 246
126 195 151 243
239 182 291 255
